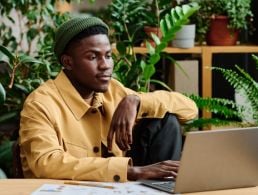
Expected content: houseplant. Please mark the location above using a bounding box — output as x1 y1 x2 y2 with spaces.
0 0 72 177
190 0 253 45
171 0 198 48
107 0 173 47
108 1 200 91
184 54 258 131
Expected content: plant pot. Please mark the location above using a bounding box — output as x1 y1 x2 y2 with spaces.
206 15 239 46
143 26 162 47
172 24 196 48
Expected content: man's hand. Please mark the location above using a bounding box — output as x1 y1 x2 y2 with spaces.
107 95 140 151
127 160 180 181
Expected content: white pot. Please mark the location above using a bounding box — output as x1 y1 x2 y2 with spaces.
172 24 196 48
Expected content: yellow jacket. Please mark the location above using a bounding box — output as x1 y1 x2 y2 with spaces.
19 71 198 182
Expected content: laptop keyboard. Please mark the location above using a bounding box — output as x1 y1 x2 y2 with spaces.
141 180 175 193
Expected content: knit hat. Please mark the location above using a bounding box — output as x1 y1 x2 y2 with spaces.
54 15 109 59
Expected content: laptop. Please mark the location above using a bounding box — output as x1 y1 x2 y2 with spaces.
141 127 258 194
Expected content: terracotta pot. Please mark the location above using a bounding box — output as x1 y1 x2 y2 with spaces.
143 26 162 47
206 15 239 46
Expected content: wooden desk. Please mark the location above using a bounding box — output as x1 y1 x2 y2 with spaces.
1 179 258 195
133 45 258 119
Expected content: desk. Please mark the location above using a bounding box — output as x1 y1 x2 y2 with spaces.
1 179 258 195
132 45 258 119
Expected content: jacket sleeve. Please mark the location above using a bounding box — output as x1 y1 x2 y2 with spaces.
135 90 198 123
19 101 131 182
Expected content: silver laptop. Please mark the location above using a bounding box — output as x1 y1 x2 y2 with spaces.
141 127 258 194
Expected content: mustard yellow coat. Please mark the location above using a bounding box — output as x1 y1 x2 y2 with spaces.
19 71 198 182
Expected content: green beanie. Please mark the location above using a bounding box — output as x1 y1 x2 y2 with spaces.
54 15 109 60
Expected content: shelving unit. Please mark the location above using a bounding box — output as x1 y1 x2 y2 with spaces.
132 45 258 119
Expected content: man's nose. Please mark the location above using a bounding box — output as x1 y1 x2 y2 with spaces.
99 57 111 69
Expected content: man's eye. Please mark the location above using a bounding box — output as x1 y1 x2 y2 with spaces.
106 54 112 59
88 55 96 60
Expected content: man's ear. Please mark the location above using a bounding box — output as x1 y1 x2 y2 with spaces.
60 54 73 70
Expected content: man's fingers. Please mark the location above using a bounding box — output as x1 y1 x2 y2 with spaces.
162 170 178 178
127 122 133 145
118 124 131 151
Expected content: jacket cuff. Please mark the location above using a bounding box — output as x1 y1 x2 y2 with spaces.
107 157 132 182
136 93 165 119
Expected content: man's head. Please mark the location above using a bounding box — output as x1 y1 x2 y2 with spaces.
54 15 109 60
54 16 114 97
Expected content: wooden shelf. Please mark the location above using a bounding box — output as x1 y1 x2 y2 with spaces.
132 45 258 119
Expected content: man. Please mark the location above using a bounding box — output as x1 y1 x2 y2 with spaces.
19 16 198 182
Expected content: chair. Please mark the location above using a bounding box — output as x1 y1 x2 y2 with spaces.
12 140 24 178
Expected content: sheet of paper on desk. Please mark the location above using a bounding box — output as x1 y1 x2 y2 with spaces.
31 182 168 195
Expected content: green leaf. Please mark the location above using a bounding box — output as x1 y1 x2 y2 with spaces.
146 41 155 55
0 111 19 123
0 83 6 105
0 45 15 62
14 83 30 94
151 33 161 46
149 53 160 65
19 54 43 65
116 42 127 55
143 64 155 80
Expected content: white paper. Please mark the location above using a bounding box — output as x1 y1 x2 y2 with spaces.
31 182 168 195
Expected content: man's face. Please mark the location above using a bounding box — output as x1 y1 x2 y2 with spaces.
64 34 114 95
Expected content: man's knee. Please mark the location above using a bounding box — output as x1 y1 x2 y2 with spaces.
128 113 182 165
161 113 181 137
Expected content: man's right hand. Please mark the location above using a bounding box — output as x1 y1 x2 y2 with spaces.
127 160 180 181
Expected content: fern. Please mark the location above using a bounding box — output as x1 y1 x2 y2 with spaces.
213 63 258 122
188 94 241 119
186 55 258 130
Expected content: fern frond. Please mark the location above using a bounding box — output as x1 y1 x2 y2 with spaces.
183 118 244 132
251 54 258 70
188 94 240 119
213 66 258 121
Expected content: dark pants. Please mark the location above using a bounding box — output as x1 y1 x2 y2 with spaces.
126 113 182 166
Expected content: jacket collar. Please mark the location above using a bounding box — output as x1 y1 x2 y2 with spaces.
54 70 103 120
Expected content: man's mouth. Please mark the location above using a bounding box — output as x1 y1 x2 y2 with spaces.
97 74 112 81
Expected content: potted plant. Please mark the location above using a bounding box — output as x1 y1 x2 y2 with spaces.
171 0 200 48
108 2 200 91
142 0 178 47
184 54 258 131
190 0 253 45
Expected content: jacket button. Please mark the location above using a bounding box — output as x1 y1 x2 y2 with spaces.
141 112 148 117
93 146 99 153
113 175 120 182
